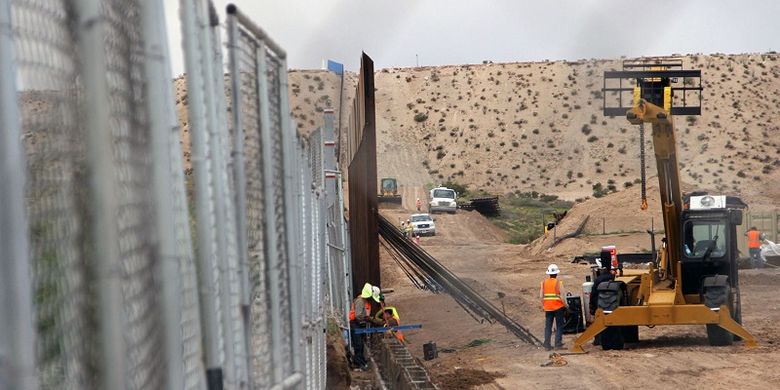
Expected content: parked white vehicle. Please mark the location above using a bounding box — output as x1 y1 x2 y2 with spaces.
410 213 436 236
428 187 457 214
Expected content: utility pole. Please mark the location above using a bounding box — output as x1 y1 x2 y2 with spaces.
416 54 419 67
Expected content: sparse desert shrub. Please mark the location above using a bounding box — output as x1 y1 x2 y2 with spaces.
512 141 520 147
581 124 592 135
587 135 598 142
414 113 428 122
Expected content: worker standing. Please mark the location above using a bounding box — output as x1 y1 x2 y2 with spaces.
416 198 422 211
405 219 413 238
746 226 766 268
349 283 379 370
540 264 568 350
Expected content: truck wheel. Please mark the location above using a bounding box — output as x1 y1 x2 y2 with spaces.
702 276 733 346
597 282 625 350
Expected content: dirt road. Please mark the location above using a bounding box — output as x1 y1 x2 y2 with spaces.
379 203 780 389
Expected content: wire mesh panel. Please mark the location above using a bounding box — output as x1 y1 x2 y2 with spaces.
100 2 165 388
265 51 296 380
11 1 90 388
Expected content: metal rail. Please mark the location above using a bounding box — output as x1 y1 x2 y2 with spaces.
378 215 542 346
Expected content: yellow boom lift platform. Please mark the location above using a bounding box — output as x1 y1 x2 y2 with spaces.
572 59 758 352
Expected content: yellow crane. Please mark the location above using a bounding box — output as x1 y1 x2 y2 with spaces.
572 59 758 352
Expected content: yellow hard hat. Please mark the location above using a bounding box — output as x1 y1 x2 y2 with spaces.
361 283 373 298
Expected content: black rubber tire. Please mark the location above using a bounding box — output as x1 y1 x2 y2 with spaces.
597 286 625 350
601 326 624 350
703 279 733 346
621 325 639 343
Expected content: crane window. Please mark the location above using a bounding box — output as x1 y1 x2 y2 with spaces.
683 221 726 259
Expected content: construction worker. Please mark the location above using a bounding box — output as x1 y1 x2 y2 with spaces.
540 264 568 350
405 219 413 238
378 307 405 343
416 198 422 211
349 283 381 370
746 226 766 268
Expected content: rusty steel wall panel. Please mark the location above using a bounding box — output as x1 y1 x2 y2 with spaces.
347 53 380 294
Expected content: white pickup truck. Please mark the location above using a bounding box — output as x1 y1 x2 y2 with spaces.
428 187 457 214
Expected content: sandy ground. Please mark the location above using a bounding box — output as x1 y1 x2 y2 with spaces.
378 200 780 390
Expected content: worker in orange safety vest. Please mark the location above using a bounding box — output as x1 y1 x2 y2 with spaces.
540 264 568 350
746 227 766 268
375 306 405 343
349 283 382 370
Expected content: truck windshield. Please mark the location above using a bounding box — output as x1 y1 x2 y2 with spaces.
411 215 431 222
683 220 726 259
433 189 455 199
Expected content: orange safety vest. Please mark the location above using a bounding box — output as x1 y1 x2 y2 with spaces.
391 318 405 343
541 278 565 312
747 230 761 249
349 297 373 322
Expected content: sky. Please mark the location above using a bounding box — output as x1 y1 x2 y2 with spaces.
165 0 780 76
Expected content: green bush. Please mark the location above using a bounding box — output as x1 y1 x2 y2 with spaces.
414 113 428 122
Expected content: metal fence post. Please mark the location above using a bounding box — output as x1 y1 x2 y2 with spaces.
0 1 36 388
226 9 253 389
73 1 126 389
142 1 192 388
255 41 285 385
201 7 239 387
279 58 304 378
180 0 223 387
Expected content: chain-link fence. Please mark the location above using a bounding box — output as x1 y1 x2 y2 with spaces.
0 1 351 389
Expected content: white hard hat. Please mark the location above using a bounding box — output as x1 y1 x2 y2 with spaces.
372 286 381 302
546 264 560 275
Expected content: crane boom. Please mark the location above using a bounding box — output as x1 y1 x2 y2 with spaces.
627 100 684 279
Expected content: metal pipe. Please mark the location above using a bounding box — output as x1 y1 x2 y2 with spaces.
201 11 238 387
179 0 222 383
142 1 187 389
268 373 303 390
0 1 36 387
74 0 126 388
225 4 286 59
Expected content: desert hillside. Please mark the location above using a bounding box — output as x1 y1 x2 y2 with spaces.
286 53 780 207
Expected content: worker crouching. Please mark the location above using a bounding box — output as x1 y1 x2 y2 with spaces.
540 264 568 350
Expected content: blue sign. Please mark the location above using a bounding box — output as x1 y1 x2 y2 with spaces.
327 60 344 75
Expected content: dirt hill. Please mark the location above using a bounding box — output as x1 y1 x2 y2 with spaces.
286 53 780 208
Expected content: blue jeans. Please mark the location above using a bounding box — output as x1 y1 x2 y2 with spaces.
350 322 367 367
750 248 763 268
544 308 565 348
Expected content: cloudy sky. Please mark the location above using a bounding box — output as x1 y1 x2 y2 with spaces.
165 0 780 75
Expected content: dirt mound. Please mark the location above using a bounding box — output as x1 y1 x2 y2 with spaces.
325 328 351 389
527 182 663 256
431 367 505 389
